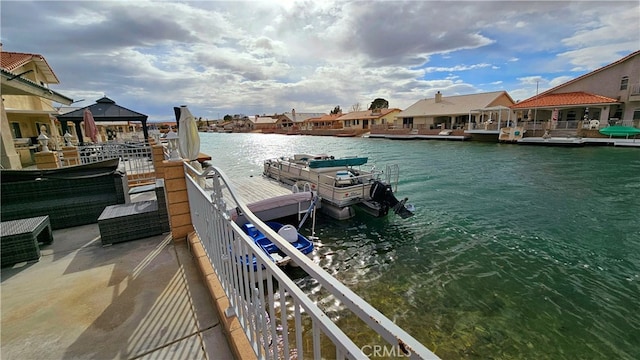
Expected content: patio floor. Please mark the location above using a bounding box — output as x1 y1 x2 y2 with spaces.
0 222 234 360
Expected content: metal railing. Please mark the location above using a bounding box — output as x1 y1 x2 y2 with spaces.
183 162 440 360
62 141 155 186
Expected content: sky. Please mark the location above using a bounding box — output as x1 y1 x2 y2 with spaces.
1 1 639 122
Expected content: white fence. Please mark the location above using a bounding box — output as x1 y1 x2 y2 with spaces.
62 141 155 186
183 162 440 360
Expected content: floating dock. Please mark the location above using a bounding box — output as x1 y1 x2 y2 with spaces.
517 137 640 147
222 175 317 224
368 133 471 141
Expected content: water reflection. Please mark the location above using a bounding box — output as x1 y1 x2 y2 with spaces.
200 133 640 359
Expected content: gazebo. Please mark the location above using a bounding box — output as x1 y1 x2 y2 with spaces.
57 96 150 144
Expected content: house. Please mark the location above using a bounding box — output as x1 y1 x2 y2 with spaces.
275 109 326 130
394 91 516 131
336 108 402 131
250 115 278 131
302 113 341 131
511 50 640 136
1 45 74 169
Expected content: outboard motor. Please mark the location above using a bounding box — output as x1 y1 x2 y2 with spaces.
369 181 414 219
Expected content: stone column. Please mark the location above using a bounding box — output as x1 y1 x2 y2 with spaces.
0 101 22 169
599 106 611 127
163 160 193 242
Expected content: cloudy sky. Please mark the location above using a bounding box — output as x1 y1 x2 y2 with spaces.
2 1 638 121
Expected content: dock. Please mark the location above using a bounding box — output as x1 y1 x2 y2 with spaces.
368 133 471 141
517 137 640 147
227 175 295 204
219 175 317 224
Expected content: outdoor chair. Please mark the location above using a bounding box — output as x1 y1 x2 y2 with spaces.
98 179 170 245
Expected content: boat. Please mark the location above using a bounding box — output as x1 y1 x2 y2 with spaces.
241 221 314 267
263 153 414 220
599 125 640 137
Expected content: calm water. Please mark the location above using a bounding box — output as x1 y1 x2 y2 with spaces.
200 133 640 359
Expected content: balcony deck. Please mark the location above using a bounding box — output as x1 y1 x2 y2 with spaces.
0 217 233 359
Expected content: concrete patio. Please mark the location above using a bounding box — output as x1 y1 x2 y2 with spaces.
0 222 234 359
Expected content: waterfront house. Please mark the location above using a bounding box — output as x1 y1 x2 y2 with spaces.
1 46 74 169
393 91 515 131
368 91 515 140
337 108 402 131
511 50 640 137
301 113 342 131
250 115 278 131
275 109 326 133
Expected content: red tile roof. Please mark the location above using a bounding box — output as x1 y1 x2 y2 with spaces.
1 51 35 70
511 91 619 109
1 51 60 83
305 113 342 122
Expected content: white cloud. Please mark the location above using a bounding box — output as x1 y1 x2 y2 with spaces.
425 64 492 73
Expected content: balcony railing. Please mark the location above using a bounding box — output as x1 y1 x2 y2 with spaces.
183 162 440 359
59 141 155 186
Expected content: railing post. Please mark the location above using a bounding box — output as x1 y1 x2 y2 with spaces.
151 143 165 179
163 160 193 242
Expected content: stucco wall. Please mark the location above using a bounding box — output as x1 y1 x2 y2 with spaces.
552 54 640 120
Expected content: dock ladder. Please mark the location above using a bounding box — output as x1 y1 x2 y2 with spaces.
385 164 400 192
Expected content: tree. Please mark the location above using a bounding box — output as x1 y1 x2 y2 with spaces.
369 98 389 110
223 114 233 121
330 106 342 115
351 103 362 112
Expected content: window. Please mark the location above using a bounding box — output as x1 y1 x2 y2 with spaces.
620 76 629 90
633 109 640 120
11 122 22 138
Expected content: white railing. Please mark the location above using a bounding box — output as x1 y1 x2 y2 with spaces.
64 141 155 185
183 162 440 360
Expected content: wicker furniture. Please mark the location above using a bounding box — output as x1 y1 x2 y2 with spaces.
1 216 53 266
98 179 169 245
1 159 127 230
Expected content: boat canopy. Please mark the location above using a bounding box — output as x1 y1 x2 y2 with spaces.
308 157 368 168
599 126 640 137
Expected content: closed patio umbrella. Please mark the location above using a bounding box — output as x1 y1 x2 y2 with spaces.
177 105 200 161
177 105 205 186
83 108 98 143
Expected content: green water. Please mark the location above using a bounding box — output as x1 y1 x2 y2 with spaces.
200 133 640 359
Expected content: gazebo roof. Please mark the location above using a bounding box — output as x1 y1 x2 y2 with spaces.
58 96 147 122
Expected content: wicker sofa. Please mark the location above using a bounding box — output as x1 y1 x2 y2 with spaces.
1 159 128 229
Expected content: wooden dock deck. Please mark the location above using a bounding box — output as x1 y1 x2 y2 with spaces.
226 175 295 204
213 174 316 223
